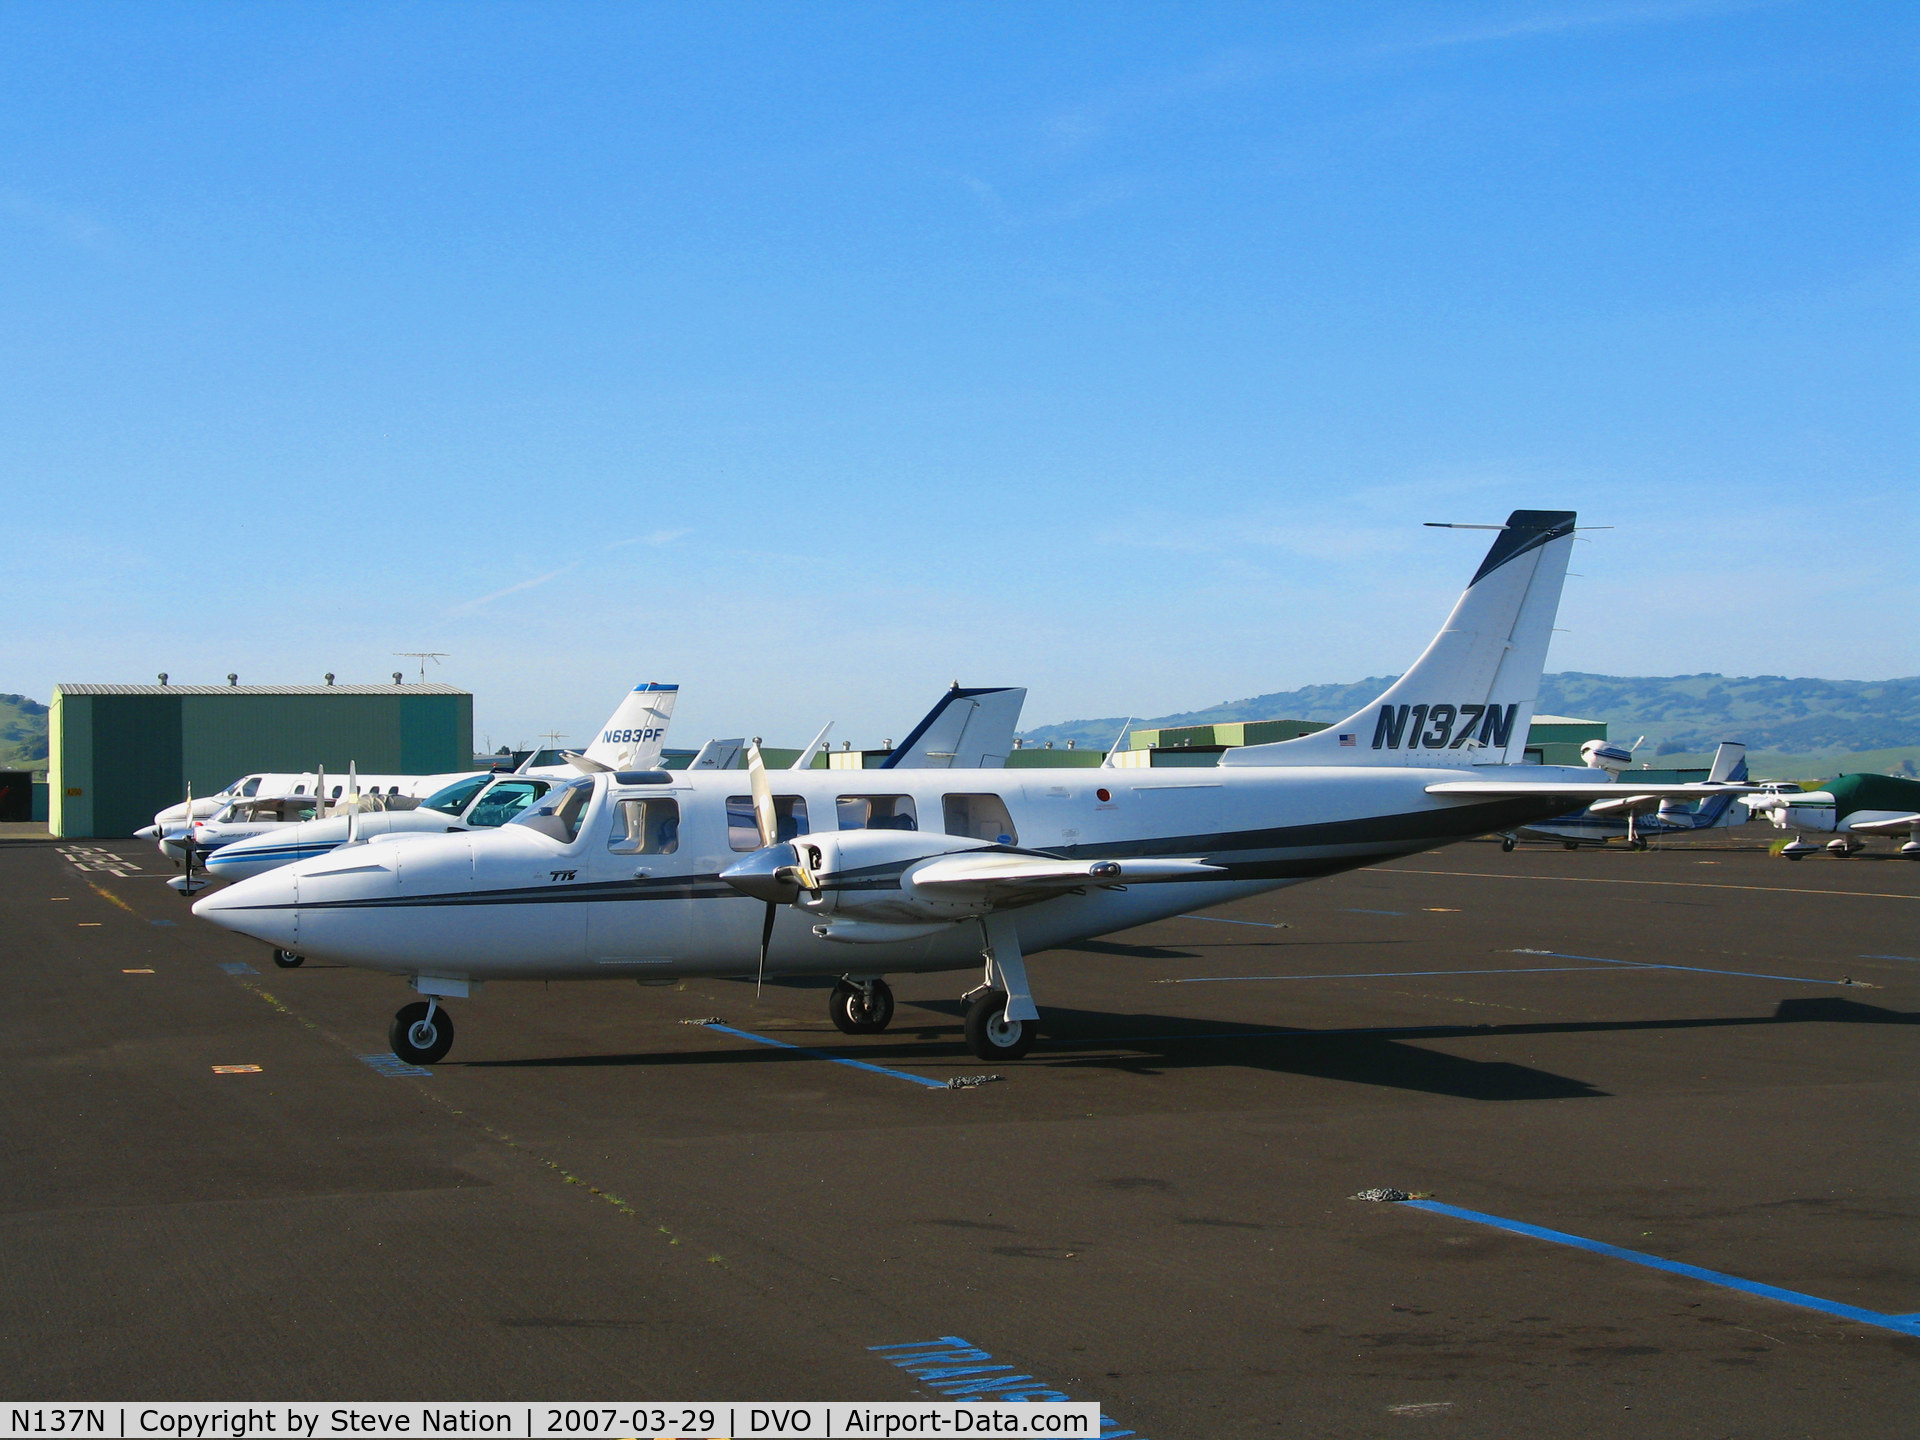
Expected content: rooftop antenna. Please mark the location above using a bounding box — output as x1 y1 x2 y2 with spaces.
538 730 567 755
393 651 449 683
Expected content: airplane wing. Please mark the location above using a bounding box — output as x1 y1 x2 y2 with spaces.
1427 782 1759 800
911 853 1224 896
1843 812 1920 836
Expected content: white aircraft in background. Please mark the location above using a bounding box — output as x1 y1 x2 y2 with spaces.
1747 772 1920 859
197 685 1030 962
1508 740 1752 850
143 681 680 848
197 510 1755 1068
156 682 679 877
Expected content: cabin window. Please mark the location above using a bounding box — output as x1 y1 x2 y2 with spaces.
836 794 917 831
727 795 810 851
942 793 1017 844
329 785 343 799
610 797 680 854
467 779 552 828
293 785 307 795
240 778 261 797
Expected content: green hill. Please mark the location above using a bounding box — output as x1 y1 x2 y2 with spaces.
0 693 49 770
1020 673 1920 774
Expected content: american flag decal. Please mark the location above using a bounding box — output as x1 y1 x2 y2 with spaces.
1338 733 1357 746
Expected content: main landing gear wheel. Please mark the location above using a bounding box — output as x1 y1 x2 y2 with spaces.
964 990 1035 1062
830 978 895 1035
390 1000 454 1065
1562 841 1579 851
1501 835 1517 853
271 949 304 968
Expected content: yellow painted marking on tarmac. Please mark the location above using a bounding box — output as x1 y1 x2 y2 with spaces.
211 1064 263 1074
77 922 102 926
50 896 69 901
1373 867 1920 902
1422 907 1460 912
85 881 140 915
123 968 155 974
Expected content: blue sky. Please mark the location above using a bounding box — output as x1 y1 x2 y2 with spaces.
2 1 1913 751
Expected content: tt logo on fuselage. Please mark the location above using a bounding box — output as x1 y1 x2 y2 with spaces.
1372 703 1518 751
550 870 578 882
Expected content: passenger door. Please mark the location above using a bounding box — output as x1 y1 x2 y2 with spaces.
586 790 696 969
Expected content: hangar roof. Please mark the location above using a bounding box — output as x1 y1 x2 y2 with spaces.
56 684 470 696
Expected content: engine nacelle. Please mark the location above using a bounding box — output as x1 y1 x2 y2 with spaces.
1581 739 1635 776
721 829 1002 924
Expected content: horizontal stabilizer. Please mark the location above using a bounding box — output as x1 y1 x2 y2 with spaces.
1428 781 1761 800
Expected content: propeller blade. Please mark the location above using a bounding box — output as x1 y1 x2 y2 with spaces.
346 761 359 844
747 739 777 849
756 900 777 997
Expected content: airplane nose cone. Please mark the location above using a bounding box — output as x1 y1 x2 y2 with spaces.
719 843 801 903
193 868 299 947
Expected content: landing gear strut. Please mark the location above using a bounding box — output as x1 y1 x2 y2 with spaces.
390 998 454 1064
830 977 895 1034
961 914 1040 1062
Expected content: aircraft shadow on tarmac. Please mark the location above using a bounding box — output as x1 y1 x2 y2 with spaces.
459 995 1916 1105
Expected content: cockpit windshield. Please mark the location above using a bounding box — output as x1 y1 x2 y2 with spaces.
510 778 594 843
420 774 493 817
469 779 554 828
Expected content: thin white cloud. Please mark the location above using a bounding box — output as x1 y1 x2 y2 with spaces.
604 528 692 550
446 563 578 616
1393 0 1763 54
0 188 110 251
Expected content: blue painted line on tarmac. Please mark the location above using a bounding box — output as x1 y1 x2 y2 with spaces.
1177 913 1287 929
218 962 258 975
705 1023 950 1089
1513 949 1843 986
147 918 176 926
359 1052 432 1078
1339 908 1407 916
1402 1200 1920 1338
1171 965 1616 984
871 1337 1138 1433
1860 954 1919 963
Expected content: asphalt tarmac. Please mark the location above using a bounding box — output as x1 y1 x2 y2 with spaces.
3 824 1915 1438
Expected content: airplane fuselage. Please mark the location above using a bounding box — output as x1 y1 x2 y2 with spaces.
197 762 1602 984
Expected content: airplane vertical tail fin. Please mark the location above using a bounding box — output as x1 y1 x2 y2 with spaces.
1690 742 1750 829
1221 510 1578 769
880 686 1028 769
580 682 679 770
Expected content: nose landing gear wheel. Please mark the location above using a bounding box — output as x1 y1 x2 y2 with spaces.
963 990 1035 1062
271 949 304 968
830 978 895 1034
389 1000 454 1065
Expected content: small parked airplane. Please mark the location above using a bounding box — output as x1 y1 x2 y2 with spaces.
196 510 1755 1067
1747 773 1920 858
1509 741 1751 849
198 684 1031 958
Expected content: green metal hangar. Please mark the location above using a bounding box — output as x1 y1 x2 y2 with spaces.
48 683 472 838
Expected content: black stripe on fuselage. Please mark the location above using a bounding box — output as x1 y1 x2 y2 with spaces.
211 797 1567 914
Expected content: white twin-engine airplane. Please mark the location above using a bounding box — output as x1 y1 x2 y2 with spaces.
196 511 1755 1068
